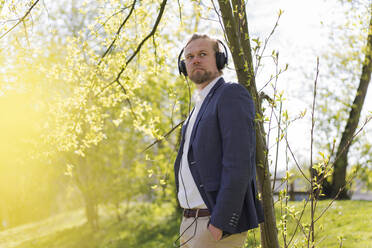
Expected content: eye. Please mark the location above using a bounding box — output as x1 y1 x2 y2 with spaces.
200 52 206 57
186 55 193 60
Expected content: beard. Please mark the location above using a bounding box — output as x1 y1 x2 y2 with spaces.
189 69 215 85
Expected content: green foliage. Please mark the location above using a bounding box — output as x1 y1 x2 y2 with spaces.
0 32 77 228
1 0 369 247
8 202 180 248
314 0 371 180
247 200 372 248
0 0 207 230
2 201 370 248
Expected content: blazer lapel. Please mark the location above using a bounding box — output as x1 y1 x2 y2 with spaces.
188 77 225 150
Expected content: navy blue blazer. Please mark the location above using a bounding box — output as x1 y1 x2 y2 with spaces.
174 77 264 234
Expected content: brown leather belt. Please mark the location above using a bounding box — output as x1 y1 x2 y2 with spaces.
183 208 211 218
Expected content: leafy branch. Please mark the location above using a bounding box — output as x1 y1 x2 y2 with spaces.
97 0 137 66
96 0 167 120
0 0 40 40
143 120 184 152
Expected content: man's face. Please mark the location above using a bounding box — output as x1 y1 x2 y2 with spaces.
184 38 220 85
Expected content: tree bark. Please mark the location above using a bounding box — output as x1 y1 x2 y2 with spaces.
329 12 372 199
217 1 279 247
69 153 101 230
83 190 99 230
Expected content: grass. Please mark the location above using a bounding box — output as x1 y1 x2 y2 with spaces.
1 202 181 248
262 200 372 248
0 200 371 248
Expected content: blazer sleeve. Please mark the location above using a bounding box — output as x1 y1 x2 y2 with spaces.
209 83 256 233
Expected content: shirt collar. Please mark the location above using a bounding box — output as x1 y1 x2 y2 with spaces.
193 76 222 104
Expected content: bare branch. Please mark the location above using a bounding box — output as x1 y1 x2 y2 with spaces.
98 0 137 66
97 7 130 32
258 64 288 93
286 195 311 247
284 135 311 183
143 120 184 152
314 170 358 224
116 79 137 120
0 0 40 40
118 0 167 76
314 116 371 223
177 0 182 24
272 101 282 192
99 0 167 94
254 11 282 76
308 57 320 248
95 0 167 122
210 0 226 37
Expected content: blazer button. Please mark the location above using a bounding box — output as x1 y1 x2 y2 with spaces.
190 161 196 165
199 184 204 188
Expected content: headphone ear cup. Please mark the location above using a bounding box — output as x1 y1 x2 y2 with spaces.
178 60 187 76
215 52 227 71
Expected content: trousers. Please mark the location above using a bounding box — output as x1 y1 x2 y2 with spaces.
179 215 247 248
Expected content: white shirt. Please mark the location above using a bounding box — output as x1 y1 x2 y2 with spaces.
178 76 222 209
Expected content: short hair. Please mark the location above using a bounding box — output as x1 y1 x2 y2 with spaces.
184 33 220 54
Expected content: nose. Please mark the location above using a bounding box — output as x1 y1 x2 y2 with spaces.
191 56 201 65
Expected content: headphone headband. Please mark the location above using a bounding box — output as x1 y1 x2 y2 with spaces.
178 39 228 76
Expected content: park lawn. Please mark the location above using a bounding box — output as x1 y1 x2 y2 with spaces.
0 200 371 248
280 200 372 248
1 202 181 248
246 200 372 248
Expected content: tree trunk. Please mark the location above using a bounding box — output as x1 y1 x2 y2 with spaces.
329 12 372 199
71 154 100 231
83 190 99 230
115 201 121 222
217 1 279 247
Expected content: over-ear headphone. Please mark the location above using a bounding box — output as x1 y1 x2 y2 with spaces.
178 39 228 76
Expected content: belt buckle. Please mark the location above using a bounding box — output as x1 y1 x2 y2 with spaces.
183 208 200 218
183 208 191 218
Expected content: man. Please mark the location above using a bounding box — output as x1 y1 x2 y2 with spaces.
174 33 264 248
